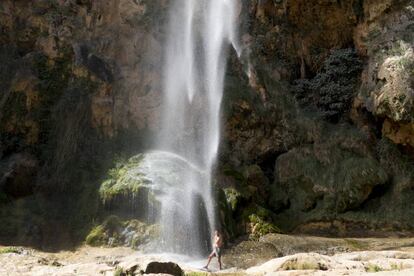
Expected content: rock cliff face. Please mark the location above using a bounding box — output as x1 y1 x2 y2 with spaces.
0 0 166 247
219 0 414 237
0 0 414 247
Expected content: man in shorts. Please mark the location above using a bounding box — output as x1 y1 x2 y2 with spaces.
203 230 223 270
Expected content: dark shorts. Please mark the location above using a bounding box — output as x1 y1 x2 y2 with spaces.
212 246 221 258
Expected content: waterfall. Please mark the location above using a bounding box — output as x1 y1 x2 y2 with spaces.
150 0 238 256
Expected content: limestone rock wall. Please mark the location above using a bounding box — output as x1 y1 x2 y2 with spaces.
219 0 414 238
0 0 167 247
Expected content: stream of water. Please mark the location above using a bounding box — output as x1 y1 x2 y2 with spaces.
149 0 238 256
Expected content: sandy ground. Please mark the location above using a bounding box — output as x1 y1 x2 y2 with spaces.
2 234 414 275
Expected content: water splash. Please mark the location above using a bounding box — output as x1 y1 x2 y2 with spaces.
150 0 238 256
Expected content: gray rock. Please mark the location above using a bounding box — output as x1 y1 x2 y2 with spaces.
144 261 183 276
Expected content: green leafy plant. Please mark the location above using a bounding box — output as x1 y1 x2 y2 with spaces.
365 263 383 273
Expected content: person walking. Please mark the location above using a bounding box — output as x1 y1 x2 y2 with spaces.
203 230 223 270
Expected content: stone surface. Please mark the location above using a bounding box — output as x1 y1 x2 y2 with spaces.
218 0 414 238
2 235 414 275
145 261 183 276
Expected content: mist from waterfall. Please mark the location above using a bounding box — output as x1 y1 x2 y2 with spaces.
149 0 238 256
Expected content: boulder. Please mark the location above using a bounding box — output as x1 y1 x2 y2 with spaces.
144 261 183 276
269 125 390 232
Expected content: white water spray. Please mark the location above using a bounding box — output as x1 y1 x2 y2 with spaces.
147 0 238 256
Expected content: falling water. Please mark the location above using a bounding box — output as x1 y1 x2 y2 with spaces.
149 0 238 256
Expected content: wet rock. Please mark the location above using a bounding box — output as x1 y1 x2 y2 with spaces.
73 43 114 82
0 153 38 198
118 261 140 275
144 261 183 276
98 154 154 218
243 165 269 201
37 257 63 267
85 215 159 248
275 145 388 213
223 239 282 269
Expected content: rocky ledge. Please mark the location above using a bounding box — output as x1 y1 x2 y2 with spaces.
2 234 414 275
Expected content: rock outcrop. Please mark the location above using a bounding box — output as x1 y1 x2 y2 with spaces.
0 0 166 247
218 0 414 237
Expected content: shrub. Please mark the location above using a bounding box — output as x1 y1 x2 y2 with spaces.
365 263 383 273
293 48 362 122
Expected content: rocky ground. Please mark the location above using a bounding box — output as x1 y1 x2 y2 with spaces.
2 234 414 275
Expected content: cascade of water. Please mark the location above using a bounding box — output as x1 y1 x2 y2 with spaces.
150 0 238 256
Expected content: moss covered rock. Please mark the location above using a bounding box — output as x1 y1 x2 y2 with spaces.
85 215 159 248
99 154 158 220
99 151 210 225
275 145 388 214
223 187 246 212
99 155 146 204
269 125 391 232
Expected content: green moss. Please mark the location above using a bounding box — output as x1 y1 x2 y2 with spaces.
243 204 272 221
185 273 246 276
99 155 145 204
85 216 159 248
85 225 107 246
390 263 403 271
114 267 125 276
220 166 257 213
0 247 20 254
85 215 123 246
223 188 243 211
344 239 368 251
185 273 208 276
216 188 237 239
365 263 383 273
281 260 323 271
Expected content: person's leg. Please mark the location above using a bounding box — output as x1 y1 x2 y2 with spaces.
218 255 222 270
204 252 215 269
